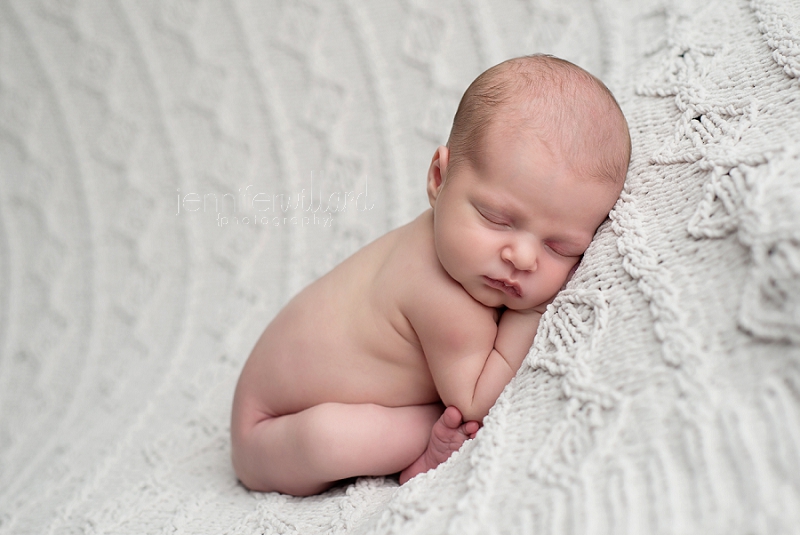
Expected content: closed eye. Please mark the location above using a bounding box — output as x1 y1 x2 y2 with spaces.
545 242 583 258
477 208 510 227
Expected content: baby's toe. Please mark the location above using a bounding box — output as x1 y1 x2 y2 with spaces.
441 406 464 429
462 421 480 436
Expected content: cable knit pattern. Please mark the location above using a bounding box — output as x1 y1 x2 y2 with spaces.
1 0 799 533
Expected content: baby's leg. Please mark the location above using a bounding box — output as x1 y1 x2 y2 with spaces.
398 406 480 484
231 402 443 496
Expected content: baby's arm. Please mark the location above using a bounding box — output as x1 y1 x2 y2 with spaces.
465 309 541 421
394 309 541 484
408 296 542 423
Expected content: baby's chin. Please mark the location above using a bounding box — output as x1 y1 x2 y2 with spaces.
468 290 544 312
503 294 556 314
464 288 506 309
506 301 549 313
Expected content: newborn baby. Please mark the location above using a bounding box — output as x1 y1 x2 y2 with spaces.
231 54 631 496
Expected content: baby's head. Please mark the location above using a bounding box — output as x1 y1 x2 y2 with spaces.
446 54 630 184
427 55 631 311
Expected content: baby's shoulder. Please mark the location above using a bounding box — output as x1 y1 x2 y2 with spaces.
386 213 458 293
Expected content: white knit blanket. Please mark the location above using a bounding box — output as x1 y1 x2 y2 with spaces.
1 0 799 533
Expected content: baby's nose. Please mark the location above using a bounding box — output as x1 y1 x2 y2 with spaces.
501 240 537 272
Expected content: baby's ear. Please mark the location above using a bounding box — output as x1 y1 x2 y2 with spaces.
426 146 450 208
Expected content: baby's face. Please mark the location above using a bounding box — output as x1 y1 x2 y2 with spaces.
428 125 622 311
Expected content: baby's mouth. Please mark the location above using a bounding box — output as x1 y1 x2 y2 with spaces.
483 276 522 298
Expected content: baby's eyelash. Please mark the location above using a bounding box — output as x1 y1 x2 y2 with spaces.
546 243 581 257
478 208 508 226
544 243 562 255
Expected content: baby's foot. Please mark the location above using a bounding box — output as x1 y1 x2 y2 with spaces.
399 406 480 484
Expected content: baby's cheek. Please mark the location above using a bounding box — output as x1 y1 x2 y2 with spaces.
566 260 580 281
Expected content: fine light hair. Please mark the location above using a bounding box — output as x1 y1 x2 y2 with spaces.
446 54 631 184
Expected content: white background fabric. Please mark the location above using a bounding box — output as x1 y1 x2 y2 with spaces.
1 0 799 533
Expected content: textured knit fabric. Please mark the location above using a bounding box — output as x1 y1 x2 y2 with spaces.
1 0 798 533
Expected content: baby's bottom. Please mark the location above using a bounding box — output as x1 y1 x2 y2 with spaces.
231 402 444 496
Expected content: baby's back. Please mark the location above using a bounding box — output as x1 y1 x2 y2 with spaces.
236 214 441 419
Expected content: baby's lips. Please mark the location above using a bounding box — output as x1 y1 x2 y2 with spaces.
484 276 522 298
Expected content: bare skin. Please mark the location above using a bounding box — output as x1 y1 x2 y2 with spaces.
230 133 622 495
400 406 480 484
231 59 629 496
230 210 492 496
